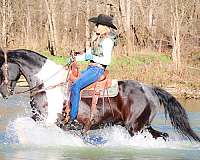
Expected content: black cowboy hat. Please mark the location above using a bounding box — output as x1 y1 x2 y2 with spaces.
88 14 117 30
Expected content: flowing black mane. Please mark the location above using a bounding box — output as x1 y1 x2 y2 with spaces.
0 49 47 68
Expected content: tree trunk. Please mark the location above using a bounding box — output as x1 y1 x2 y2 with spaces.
148 0 153 31
158 35 163 53
119 0 128 55
171 18 178 70
119 0 126 32
51 0 58 51
170 0 182 70
126 0 132 56
74 0 80 49
2 0 7 48
131 3 135 52
96 0 100 14
44 0 57 55
137 0 145 22
106 0 110 15
63 0 72 52
25 0 32 47
85 0 90 49
148 0 154 48
171 0 177 70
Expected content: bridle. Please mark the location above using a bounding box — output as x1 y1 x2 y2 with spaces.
0 50 71 97
0 51 13 95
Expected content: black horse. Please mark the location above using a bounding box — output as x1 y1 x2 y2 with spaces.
0 48 199 142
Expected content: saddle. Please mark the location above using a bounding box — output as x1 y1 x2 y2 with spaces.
81 70 117 120
62 61 118 123
81 70 111 97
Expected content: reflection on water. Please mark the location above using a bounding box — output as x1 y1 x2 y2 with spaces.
0 145 199 160
0 93 200 160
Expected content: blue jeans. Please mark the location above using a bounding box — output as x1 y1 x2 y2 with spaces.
70 65 104 120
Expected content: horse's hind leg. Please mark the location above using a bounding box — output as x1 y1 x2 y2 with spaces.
146 125 169 141
126 106 168 141
126 104 152 137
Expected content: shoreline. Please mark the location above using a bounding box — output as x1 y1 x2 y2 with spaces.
165 86 200 99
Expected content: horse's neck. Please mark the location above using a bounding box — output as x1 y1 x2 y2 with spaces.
26 59 68 124
34 59 68 87
20 59 68 89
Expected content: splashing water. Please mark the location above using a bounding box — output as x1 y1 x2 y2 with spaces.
1 95 200 160
5 117 84 147
3 117 200 150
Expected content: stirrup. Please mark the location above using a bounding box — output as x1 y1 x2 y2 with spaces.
66 119 83 131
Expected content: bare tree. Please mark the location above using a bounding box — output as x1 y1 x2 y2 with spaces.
74 0 80 49
2 0 7 48
0 0 200 60
85 0 90 49
169 0 196 70
25 0 32 47
44 0 58 55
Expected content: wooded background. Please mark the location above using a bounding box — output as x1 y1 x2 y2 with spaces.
1 0 200 70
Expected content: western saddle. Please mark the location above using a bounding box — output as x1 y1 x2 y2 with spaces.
62 60 112 124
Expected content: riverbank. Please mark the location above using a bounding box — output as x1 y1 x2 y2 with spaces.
108 54 200 99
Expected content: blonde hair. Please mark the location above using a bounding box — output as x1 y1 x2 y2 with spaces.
97 25 111 36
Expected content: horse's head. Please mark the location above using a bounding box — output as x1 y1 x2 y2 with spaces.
0 48 69 124
0 62 21 98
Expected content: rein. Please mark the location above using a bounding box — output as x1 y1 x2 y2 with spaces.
25 51 77 96
15 63 70 96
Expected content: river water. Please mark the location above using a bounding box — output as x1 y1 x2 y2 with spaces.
0 93 200 160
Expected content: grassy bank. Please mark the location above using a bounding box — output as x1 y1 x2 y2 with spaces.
43 51 200 99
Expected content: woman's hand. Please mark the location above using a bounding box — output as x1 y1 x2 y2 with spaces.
66 57 73 65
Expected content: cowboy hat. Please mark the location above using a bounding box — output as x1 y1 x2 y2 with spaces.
88 14 117 30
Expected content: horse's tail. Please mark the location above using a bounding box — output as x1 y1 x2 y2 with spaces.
153 87 200 142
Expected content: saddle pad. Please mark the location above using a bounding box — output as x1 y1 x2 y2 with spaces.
81 79 118 98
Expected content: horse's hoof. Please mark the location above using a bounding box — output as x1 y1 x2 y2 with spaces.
55 120 64 128
163 133 169 137
162 133 169 141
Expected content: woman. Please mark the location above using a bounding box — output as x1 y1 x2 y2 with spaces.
67 14 117 130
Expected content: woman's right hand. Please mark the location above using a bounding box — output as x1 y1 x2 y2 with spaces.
66 57 73 65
